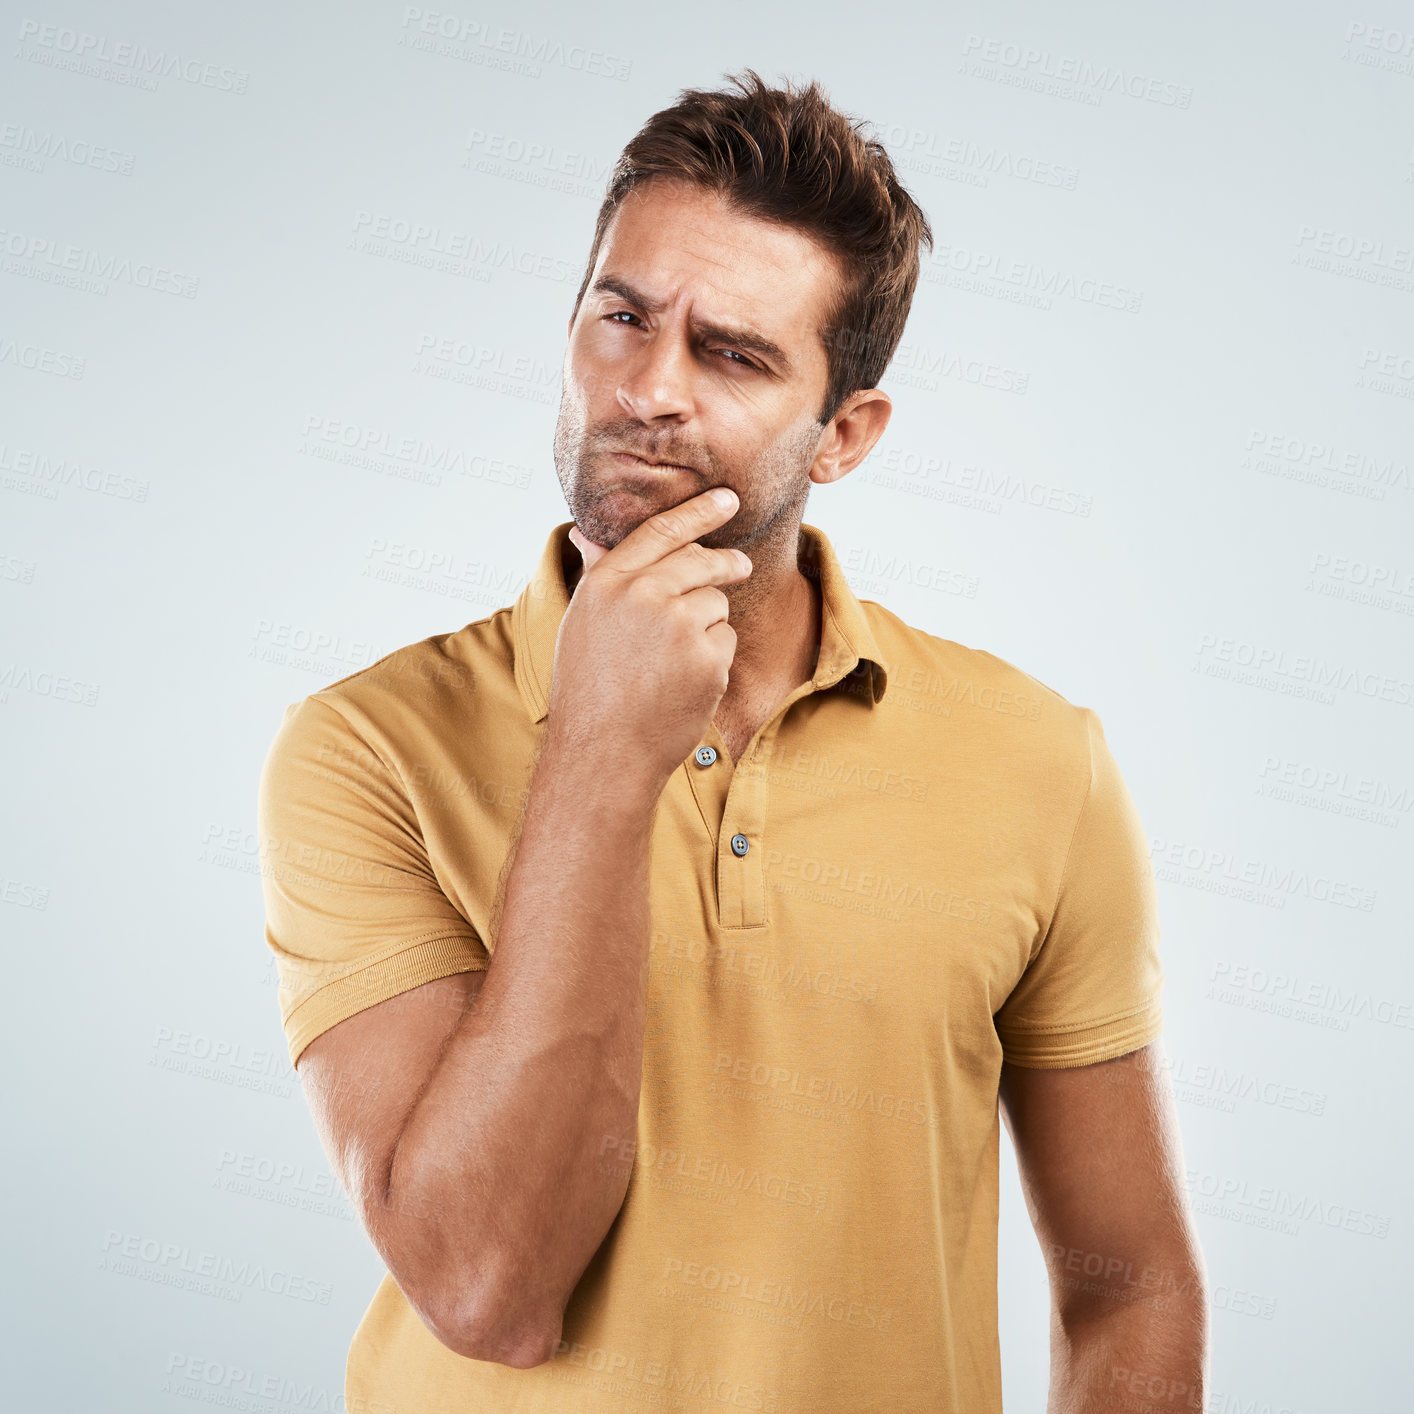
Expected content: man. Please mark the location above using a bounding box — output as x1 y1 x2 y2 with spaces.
258 70 1208 1414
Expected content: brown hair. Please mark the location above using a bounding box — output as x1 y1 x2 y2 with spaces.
572 69 933 425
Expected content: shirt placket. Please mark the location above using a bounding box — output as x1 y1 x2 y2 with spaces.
686 679 823 932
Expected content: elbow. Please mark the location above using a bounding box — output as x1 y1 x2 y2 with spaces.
421 1283 564 1369
457 1314 563 1370
371 1178 563 1366
371 1168 565 1368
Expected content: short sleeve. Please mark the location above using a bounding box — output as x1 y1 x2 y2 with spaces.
257 694 490 1069
994 708 1164 1068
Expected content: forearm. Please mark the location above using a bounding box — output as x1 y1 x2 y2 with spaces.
383 733 666 1359
1049 1277 1208 1414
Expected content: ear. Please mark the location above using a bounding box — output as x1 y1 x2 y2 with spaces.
809 389 893 486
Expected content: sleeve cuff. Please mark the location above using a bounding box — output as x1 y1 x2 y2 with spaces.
281 932 489 1070
998 995 1163 1070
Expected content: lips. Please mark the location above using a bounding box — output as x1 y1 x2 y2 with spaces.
609 449 696 473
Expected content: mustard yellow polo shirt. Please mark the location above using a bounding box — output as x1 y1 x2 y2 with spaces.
257 519 1164 1414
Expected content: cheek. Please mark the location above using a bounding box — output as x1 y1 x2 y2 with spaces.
713 374 778 422
718 437 809 506
707 384 790 464
565 330 619 402
565 339 599 390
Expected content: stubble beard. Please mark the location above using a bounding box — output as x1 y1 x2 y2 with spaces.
552 387 821 557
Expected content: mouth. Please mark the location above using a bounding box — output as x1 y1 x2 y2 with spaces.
609 450 696 474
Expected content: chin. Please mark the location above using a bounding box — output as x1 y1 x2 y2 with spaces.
580 489 666 542
570 506 633 552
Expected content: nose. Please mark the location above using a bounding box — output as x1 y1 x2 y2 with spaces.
616 329 693 424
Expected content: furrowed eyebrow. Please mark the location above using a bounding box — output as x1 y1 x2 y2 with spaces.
590 275 793 376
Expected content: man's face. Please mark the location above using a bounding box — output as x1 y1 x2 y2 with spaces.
553 177 843 553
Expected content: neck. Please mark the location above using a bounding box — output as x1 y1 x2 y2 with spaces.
717 524 821 705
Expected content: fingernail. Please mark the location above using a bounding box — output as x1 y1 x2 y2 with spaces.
712 487 737 509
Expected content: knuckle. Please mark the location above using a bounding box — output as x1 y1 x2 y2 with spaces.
624 573 657 605
646 511 686 544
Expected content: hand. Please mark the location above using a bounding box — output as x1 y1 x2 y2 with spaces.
548 488 751 789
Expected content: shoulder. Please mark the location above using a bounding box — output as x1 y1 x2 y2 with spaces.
283 609 518 745
258 610 522 813
859 597 1098 774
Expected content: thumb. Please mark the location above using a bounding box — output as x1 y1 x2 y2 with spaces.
568 524 608 573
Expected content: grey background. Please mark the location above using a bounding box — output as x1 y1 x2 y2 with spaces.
3 1 1411 1408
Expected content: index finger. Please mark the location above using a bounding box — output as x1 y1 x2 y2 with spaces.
599 486 740 574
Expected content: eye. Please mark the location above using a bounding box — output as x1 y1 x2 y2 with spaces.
604 310 641 325
716 349 757 370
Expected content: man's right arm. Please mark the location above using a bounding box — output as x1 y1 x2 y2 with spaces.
297 733 663 1370
291 487 748 1371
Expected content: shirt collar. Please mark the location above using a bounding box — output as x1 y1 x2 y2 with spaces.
512 520 890 724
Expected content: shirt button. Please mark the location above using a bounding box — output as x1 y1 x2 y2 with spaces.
730 833 749 856
694 745 718 767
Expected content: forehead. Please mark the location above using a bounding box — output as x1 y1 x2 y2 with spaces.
592 178 842 361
